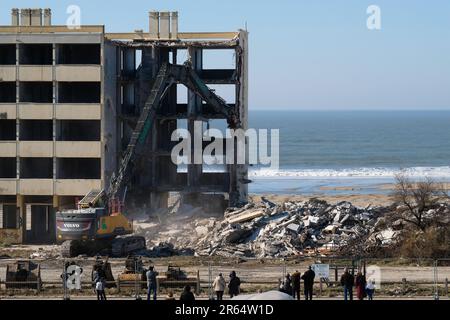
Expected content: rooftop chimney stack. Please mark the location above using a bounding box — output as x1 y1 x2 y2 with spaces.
30 8 42 26
12 8 51 26
149 11 159 38
43 8 51 26
171 12 178 39
11 8 19 26
148 11 179 40
159 12 170 39
20 8 31 26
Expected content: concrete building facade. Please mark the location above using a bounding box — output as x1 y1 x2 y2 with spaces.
0 8 248 244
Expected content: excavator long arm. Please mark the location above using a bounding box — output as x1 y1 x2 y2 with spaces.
106 62 238 201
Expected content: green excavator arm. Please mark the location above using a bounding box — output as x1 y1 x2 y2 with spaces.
105 62 238 202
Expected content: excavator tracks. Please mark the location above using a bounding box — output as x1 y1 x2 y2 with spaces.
61 240 77 258
61 237 146 258
111 236 146 257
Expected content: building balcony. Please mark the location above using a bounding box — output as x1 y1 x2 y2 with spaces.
55 179 102 196
0 179 16 195
0 104 16 119
55 141 101 158
19 141 53 157
19 179 53 195
0 66 16 82
55 103 101 120
0 142 17 157
55 65 101 82
19 103 53 119
18 66 52 82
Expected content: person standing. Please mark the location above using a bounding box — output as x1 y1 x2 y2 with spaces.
212 273 226 300
228 271 241 298
365 280 376 300
146 266 158 301
355 271 367 300
282 274 293 296
301 266 315 301
340 268 354 301
291 270 301 300
95 277 107 300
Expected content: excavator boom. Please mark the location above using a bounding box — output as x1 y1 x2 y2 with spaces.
107 62 238 201
57 62 236 258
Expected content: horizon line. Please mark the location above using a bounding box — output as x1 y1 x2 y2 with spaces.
249 108 450 112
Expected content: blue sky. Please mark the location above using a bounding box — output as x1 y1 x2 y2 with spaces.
1 0 450 110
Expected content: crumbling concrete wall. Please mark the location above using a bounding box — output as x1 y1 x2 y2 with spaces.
102 41 118 189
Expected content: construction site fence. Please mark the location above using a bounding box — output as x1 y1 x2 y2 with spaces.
0 257 448 300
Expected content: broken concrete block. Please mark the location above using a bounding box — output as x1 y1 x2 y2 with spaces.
286 223 302 233
195 226 209 236
340 214 350 224
323 224 339 234
227 209 266 224
224 228 254 244
308 216 320 226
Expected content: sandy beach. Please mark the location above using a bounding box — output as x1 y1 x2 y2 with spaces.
250 193 392 207
249 180 399 207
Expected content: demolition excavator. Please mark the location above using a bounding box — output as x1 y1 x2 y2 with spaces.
56 62 239 258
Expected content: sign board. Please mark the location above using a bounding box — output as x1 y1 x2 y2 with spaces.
65 265 83 290
312 264 330 278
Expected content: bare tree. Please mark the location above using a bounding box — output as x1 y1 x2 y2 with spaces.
391 174 448 231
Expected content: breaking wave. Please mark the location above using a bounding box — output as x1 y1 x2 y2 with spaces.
250 166 450 178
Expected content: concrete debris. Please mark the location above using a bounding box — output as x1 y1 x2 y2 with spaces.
133 198 449 259
29 246 60 259
189 199 389 258
226 208 266 224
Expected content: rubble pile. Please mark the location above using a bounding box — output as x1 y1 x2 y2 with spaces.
192 198 389 258
134 197 449 259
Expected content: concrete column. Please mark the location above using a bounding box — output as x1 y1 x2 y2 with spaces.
20 9 31 26
149 11 159 39
171 12 178 39
11 8 19 26
159 12 170 39
51 195 59 241
187 48 203 190
123 48 136 73
17 195 25 243
230 30 249 206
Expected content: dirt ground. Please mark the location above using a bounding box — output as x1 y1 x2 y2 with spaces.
1 193 448 300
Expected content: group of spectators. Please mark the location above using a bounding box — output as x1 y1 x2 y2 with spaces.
340 268 376 301
279 266 316 300
149 267 241 301
92 264 375 301
279 266 376 301
212 271 241 300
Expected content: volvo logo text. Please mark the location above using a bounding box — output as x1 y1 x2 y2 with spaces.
64 223 80 228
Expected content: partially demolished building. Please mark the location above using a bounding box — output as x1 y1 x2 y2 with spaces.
0 8 248 244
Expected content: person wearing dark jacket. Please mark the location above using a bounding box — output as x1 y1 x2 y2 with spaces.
340 268 355 301
281 274 293 296
301 266 315 300
146 266 158 301
291 271 301 300
180 285 196 301
228 271 241 298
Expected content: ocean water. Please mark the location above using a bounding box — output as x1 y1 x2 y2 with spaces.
247 110 450 195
